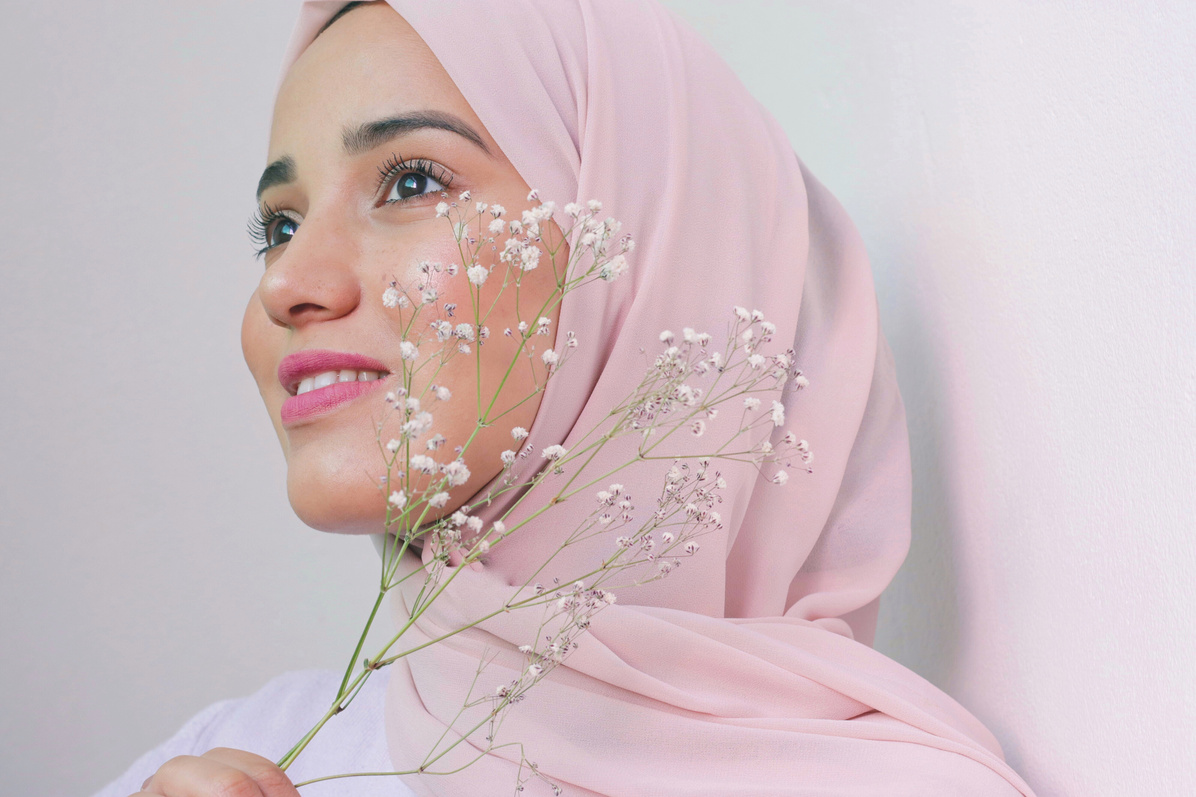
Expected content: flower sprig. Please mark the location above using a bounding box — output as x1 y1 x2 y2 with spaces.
277 189 812 797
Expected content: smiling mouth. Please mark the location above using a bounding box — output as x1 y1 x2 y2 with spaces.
280 371 392 426
293 368 387 396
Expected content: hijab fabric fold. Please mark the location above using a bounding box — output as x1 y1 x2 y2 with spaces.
277 2 1036 794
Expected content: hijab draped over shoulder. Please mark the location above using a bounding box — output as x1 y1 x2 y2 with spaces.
277 2 1036 795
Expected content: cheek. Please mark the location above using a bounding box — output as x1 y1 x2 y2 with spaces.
241 289 283 393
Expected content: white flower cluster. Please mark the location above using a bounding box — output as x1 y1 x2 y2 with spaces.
295 191 816 792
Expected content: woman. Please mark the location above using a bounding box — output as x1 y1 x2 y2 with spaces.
99 1 1037 795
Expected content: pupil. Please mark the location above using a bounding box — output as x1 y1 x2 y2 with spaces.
271 219 296 247
400 173 427 199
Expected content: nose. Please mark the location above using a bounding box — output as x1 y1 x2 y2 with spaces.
257 213 362 329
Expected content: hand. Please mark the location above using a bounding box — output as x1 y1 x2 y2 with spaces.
131 747 301 797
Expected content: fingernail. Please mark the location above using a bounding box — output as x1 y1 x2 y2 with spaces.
141 776 153 790
470 561 483 572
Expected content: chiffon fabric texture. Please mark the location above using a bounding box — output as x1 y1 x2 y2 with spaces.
277 2 1035 795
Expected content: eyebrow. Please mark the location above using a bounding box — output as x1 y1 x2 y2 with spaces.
255 110 492 201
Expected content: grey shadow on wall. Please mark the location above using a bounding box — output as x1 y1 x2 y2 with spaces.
870 243 963 692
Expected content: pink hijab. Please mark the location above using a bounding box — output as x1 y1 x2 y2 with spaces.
277 2 1036 795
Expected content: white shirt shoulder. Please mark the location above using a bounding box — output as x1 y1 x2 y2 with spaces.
90 668 414 797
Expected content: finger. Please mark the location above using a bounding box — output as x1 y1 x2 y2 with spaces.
201 748 301 797
140 754 264 797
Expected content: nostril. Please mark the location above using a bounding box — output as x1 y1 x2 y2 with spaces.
289 302 326 316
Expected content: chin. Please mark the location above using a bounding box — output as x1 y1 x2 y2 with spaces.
285 449 388 535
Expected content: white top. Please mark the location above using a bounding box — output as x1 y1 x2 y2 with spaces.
91 668 416 797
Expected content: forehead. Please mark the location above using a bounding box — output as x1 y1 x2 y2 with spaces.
268 4 476 157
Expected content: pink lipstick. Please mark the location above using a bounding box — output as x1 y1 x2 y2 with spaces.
278 349 391 426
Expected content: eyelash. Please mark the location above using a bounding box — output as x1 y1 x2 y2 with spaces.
246 154 455 259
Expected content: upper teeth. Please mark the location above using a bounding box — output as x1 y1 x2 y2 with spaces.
296 370 383 395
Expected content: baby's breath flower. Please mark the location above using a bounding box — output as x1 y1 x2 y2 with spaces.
401 411 433 439
434 385 452 401
386 439 401 453
422 287 438 305
489 203 505 217
428 492 450 508
442 459 471 487
520 245 541 271
659 330 674 344
467 264 489 285
512 427 529 441
527 188 540 201
487 218 504 235
500 449 516 466
684 541 700 555
609 483 623 495
435 201 449 217
388 490 407 508
454 323 475 342
564 202 582 218
794 373 810 389
587 199 602 213
782 431 797 446
542 349 559 368
400 341 418 361
770 400 786 426
541 444 567 460
450 511 468 527
772 470 789 485
458 190 471 202
475 201 487 213
734 306 751 322
690 420 706 437
492 520 506 535
382 287 401 308
747 354 765 369
744 397 761 411
426 434 446 450
466 515 484 533
409 454 436 475
661 531 675 544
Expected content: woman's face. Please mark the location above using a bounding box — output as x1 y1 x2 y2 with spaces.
242 2 562 534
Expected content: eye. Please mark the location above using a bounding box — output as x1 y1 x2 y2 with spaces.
377 154 453 205
247 203 300 259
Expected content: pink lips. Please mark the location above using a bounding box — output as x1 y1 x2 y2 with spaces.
278 349 391 426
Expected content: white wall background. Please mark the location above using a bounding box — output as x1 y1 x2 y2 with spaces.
1 2 1191 795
